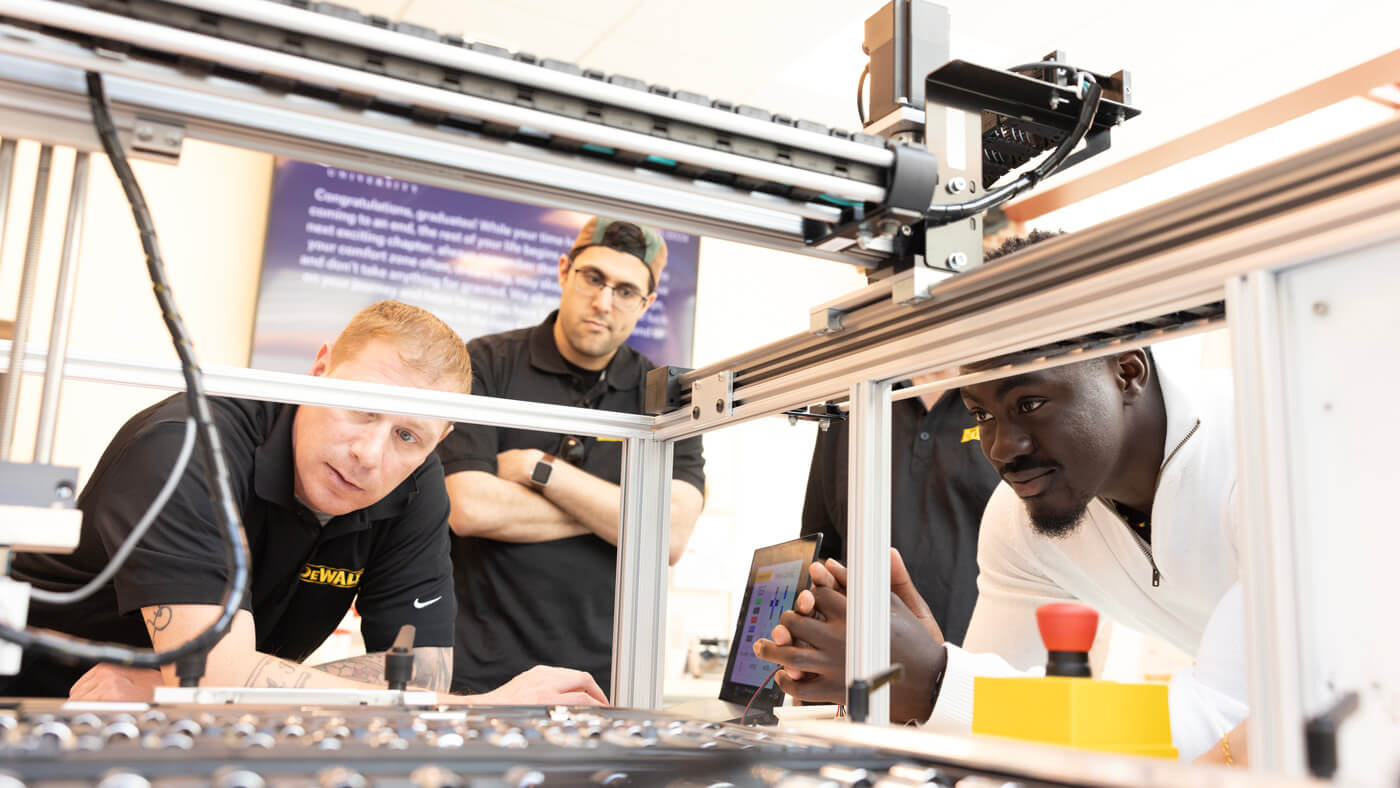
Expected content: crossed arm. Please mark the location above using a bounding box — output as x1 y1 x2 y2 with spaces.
446 449 705 565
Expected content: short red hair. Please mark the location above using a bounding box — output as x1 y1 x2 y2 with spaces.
331 301 471 394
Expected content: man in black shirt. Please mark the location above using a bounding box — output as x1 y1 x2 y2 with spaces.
7 301 605 706
801 375 1001 646
438 217 706 696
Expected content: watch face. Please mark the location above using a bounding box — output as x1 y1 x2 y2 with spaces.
530 460 552 487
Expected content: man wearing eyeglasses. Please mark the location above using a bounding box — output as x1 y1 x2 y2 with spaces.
436 216 706 697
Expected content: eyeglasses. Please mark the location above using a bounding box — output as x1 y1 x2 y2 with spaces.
570 266 650 313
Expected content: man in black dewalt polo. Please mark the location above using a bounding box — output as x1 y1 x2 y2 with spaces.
438 217 706 697
6 301 605 706
801 376 1000 646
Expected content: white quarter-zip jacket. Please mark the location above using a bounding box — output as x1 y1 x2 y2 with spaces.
925 359 1246 759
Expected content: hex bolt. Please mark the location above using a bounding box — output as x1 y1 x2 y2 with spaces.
135 125 154 141
900 224 912 236
946 177 967 194
946 252 968 271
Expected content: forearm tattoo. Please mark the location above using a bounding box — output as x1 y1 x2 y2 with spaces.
244 655 312 689
314 653 386 684
410 647 452 692
311 648 452 691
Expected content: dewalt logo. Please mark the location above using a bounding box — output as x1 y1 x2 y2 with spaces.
299 563 363 589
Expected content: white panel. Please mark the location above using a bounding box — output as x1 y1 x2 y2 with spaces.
1275 236 1400 782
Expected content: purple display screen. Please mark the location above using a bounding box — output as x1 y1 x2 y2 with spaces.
250 159 699 373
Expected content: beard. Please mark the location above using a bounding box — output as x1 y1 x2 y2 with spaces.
1024 497 1092 539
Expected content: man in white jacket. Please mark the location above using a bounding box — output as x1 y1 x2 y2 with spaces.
754 348 1247 759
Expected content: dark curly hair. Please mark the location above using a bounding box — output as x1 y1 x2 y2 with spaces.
985 228 1064 262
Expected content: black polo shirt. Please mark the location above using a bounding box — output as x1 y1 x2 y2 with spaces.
436 311 705 696
800 387 1000 646
5 394 455 697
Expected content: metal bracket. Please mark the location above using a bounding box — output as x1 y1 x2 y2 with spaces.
810 306 846 335
128 116 185 162
686 370 734 425
785 402 846 430
644 365 691 415
0 461 81 554
891 265 948 306
862 105 926 140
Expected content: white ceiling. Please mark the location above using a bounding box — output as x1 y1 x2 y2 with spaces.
352 0 1398 224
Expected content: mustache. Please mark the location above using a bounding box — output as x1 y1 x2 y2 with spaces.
997 456 1061 475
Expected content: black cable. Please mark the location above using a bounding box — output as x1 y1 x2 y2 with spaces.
0 72 250 671
926 77 1103 225
27 417 196 605
741 667 782 725
855 63 870 127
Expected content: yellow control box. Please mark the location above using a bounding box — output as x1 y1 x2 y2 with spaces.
972 675 1177 759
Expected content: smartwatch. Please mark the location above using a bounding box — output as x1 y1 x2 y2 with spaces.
529 453 557 488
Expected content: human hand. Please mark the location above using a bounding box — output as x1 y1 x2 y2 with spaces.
69 664 165 702
817 550 942 641
470 665 608 706
496 449 546 487
753 584 947 723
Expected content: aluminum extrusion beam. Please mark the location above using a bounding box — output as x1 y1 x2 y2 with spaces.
655 117 1400 441
676 116 1400 394
611 437 675 709
887 314 1226 404
0 144 53 460
162 0 893 169
0 138 16 270
845 379 893 724
0 42 882 266
1228 272 1307 776
0 341 653 440
33 151 88 464
0 0 890 202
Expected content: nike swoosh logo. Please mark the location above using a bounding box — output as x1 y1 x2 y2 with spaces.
413 596 442 609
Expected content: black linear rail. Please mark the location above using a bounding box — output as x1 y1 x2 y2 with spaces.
35 0 890 202
664 116 1400 410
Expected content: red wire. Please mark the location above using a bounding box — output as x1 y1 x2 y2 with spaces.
741 667 783 725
